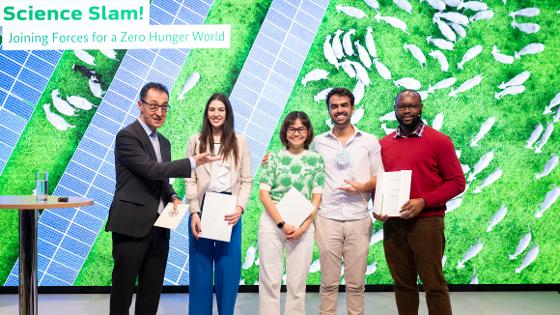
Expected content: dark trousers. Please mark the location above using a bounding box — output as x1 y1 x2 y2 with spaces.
110 226 169 315
383 216 452 315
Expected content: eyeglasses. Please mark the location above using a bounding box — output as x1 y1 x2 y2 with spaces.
287 127 307 135
396 103 421 111
141 99 169 113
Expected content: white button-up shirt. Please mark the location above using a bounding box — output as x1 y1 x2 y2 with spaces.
311 126 384 221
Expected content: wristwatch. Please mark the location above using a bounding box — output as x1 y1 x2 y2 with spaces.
277 221 285 229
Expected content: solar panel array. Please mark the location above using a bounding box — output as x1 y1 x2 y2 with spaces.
5 0 214 286
0 47 62 175
229 0 329 174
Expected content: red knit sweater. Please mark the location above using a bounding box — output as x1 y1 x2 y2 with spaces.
379 126 466 218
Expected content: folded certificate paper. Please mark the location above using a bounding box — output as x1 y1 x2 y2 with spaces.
200 192 237 242
372 170 412 217
276 187 314 227
154 203 188 230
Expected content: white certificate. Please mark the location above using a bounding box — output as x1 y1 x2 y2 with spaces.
199 192 237 242
372 170 412 217
276 187 314 227
154 203 188 230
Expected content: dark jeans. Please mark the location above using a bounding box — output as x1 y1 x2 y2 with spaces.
383 216 452 315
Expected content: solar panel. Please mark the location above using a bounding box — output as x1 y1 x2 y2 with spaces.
4 0 215 287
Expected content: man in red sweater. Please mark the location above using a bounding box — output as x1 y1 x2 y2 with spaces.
375 90 465 315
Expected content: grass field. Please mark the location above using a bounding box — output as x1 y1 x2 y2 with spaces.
239 0 560 285
74 0 273 286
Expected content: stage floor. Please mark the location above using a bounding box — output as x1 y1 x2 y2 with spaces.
1 291 559 314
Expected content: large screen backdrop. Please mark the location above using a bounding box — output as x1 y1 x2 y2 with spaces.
0 0 558 287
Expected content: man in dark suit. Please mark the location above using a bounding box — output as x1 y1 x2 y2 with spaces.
106 82 216 315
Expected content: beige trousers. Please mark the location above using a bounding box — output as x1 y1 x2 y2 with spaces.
258 213 315 315
314 215 372 315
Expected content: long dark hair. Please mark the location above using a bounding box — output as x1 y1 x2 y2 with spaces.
198 93 239 166
279 111 314 150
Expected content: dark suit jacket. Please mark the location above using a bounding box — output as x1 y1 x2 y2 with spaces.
106 120 191 238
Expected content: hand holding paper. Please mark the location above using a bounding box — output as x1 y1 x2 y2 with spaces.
199 192 237 242
275 187 314 227
372 170 412 217
154 203 188 230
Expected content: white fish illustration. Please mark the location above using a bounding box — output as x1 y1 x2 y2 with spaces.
535 186 560 218
526 123 544 149
88 78 105 98
309 259 321 273
332 29 344 60
43 104 75 131
374 13 409 34
366 262 377 275
457 240 483 269
352 107 365 125
348 61 371 86
442 0 461 7
442 255 447 268
393 0 413 14
178 72 200 100
427 36 454 51
381 123 397 135
429 50 449 72
470 274 479 284
432 112 444 131
353 81 366 105
515 244 538 273
510 8 540 18
336 5 368 19
473 169 502 194
446 196 463 212
74 49 95 66
426 0 446 11
380 111 397 121
374 59 392 80
470 10 494 22
491 45 514 64
340 61 356 79
242 245 256 269
67 95 94 111
554 107 560 123
449 74 483 97
468 151 494 182
99 49 118 60
51 89 76 116
364 0 380 10
511 21 540 34
457 45 483 70
543 92 560 114
323 35 339 68
514 43 545 59
434 11 469 25
535 155 558 180
394 77 421 90
370 228 384 245
458 1 488 11
314 87 333 103
433 17 456 42
534 123 553 154
470 116 496 147
448 22 467 39
355 40 372 69
495 85 526 100
365 27 378 58
419 90 429 101
428 77 456 93
509 231 531 260
486 205 507 232
342 29 356 56
462 164 471 174
404 43 427 68
499 71 530 90
301 69 329 87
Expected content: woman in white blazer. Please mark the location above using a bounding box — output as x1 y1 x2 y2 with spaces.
186 93 252 315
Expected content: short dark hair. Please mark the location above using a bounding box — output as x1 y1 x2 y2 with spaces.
279 111 314 150
326 87 354 108
394 89 422 106
139 82 169 100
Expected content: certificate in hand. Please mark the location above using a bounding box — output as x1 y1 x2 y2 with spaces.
372 170 412 217
276 187 314 227
154 203 188 230
200 192 238 242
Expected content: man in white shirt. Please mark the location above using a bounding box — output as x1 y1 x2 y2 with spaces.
311 87 384 315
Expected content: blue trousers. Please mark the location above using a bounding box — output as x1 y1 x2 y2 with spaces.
188 217 242 315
